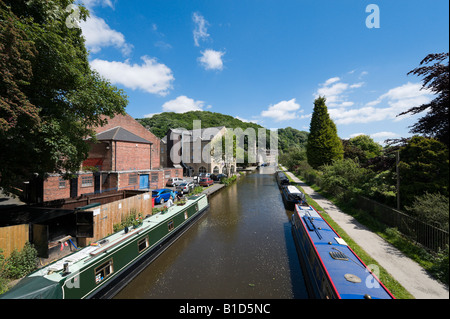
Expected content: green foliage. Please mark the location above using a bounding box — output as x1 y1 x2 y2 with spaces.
113 209 144 232
320 158 370 198
430 246 449 285
405 192 449 231
399 53 449 146
398 136 449 206
306 97 344 169
0 0 127 194
348 135 383 160
277 127 309 153
138 111 264 139
279 148 307 171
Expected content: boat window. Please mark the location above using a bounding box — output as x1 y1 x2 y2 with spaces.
184 211 188 220
95 259 113 284
138 237 149 253
168 220 174 232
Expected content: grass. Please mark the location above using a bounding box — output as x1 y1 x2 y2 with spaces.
282 168 415 299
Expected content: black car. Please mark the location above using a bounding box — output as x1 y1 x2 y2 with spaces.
211 173 228 182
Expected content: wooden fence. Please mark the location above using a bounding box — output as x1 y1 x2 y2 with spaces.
0 224 29 259
78 191 154 245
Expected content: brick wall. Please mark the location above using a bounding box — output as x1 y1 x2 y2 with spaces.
94 114 161 169
114 141 152 171
43 175 70 202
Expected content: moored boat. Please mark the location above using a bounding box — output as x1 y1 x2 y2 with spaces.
275 171 290 188
1 194 209 299
291 203 395 299
281 185 307 210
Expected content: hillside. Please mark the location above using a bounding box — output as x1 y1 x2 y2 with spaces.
136 111 308 152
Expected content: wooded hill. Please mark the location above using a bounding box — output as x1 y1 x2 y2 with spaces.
137 111 308 153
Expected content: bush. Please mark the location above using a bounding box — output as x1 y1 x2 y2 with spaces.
405 192 449 231
430 246 449 285
0 242 37 282
320 158 370 196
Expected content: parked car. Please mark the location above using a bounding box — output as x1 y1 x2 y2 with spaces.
198 173 211 178
211 173 227 182
166 177 185 187
152 188 175 204
176 182 195 194
199 178 214 187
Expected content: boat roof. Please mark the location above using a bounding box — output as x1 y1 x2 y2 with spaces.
286 185 302 194
295 204 394 299
28 194 206 284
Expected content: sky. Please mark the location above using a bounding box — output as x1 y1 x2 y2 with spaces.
75 0 449 145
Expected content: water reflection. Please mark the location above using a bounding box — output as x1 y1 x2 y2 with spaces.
114 170 308 299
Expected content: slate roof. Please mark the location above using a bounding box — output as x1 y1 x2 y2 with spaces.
96 126 152 144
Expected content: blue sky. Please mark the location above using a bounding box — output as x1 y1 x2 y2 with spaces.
77 0 449 144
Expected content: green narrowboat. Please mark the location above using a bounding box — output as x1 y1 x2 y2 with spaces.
1 194 209 299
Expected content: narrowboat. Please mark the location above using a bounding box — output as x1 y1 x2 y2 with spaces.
275 171 290 188
1 194 209 299
281 185 307 210
291 204 395 299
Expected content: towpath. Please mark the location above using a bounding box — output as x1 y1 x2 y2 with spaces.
281 167 449 299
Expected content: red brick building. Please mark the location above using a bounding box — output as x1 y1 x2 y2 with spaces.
36 114 182 202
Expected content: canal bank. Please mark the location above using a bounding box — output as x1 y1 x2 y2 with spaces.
114 168 308 299
280 166 449 299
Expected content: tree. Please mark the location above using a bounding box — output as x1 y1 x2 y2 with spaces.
0 0 127 194
398 136 449 206
398 53 449 146
306 96 343 169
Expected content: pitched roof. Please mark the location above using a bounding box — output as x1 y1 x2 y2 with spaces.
95 126 152 144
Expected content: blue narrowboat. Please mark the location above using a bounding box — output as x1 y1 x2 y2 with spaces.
291 204 395 299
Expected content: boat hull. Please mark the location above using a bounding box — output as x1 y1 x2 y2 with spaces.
291 204 394 299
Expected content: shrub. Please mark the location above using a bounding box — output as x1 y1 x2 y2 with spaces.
405 192 449 231
1 242 37 280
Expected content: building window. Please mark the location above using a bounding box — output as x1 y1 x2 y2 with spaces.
129 173 138 185
137 237 149 253
213 166 219 174
168 220 174 232
59 178 66 188
95 259 113 284
151 173 158 183
199 166 207 174
81 175 93 187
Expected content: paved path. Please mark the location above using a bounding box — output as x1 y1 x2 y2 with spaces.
281 167 449 299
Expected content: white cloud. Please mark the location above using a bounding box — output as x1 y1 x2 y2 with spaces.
261 99 301 122
80 0 114 9
192 12 210 47
90 56 174 96
315 77 364 107
198 49 225 71
235 116 259 124
324 77 341 86
329 82 434 125
161 96 209 113
80 15 133 55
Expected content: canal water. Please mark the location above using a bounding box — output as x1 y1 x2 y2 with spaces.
114 168 308 299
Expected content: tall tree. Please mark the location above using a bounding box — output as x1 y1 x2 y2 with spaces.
398 53 449 146
0 0 127 194
398 136 449 206
306 96 344 169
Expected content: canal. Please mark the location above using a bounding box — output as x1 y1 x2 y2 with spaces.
114 168 308 299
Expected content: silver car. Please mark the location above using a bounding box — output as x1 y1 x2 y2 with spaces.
176 182 195 194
